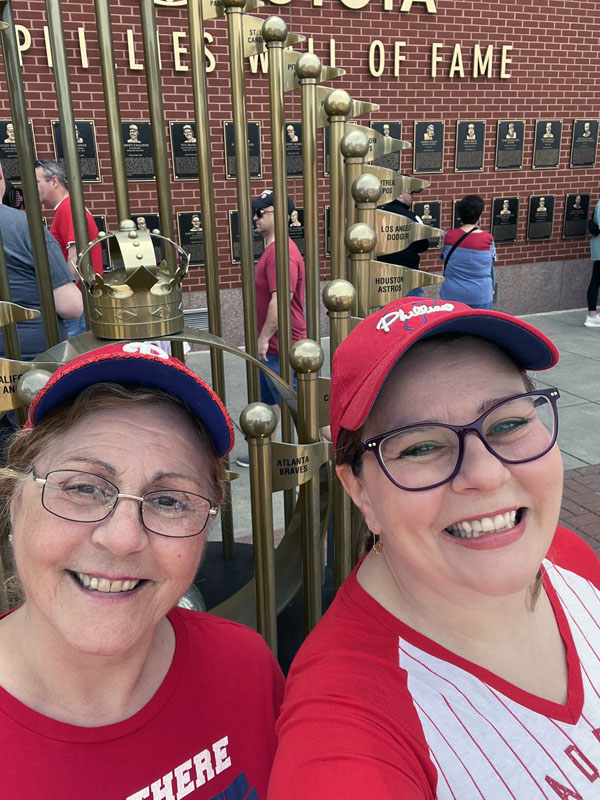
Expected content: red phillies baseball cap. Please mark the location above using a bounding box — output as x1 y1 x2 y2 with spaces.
27 341 234 457
330 297 559 449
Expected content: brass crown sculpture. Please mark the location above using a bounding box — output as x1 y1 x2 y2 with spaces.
76 219 191 340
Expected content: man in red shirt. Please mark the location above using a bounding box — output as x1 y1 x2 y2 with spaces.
35 158 103 337
237 189 306 467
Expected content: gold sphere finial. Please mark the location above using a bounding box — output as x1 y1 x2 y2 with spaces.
345 223 377 255
352 173 383 204
17 369 53 407
240 402 278 438
340 128 370 159
119 219 136 232
295 52 322 80
262 15 287 42
322 279 356 312
324 89 352 118
289 339 323 373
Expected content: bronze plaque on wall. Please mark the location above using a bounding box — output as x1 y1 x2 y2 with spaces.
371 121 402 171
132 212 163 260
224 122 262 179
229 210 264 263
122 122 156 181
52 120 100 182
413 200 442 248
0 120 36 183
527 195 555 240
563 193 589 238
452 198 462 229
288 206 304 256
285 121 302 178
92 214 111 270
495 120 525 171
177 211 205 265
532 120 562 170
414 121 444 174
455 121 485 172
491 197 519 244
170 121 199 181
570 119 599 168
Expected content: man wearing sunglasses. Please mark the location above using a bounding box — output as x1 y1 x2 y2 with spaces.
237 190 306 467
377 174 429 297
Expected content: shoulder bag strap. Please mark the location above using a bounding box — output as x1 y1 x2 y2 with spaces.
443 226 479 274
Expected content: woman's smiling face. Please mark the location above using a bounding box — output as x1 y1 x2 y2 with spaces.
339 336 563 604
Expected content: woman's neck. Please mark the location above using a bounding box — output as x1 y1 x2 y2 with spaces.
460 223 479 232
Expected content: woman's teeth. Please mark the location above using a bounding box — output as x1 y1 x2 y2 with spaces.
76 573 141 593
446 509 518 538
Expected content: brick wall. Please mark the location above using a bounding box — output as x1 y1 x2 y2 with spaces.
3 0 599 298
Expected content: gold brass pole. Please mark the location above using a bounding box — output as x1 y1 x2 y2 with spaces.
224 0 259 403
240 402 278 654
341 127 370 245
324 90 352 282
322 280 355 589
262 16 296 530
45 0 92 325
0 1 60 348
93 0 130 223
290 339 324 635
295 53 321 343
188 0 234 557
345 223 377 320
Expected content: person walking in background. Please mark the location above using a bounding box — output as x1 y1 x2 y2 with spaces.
585 196 600 328
439 194 496 310
35 159 103 337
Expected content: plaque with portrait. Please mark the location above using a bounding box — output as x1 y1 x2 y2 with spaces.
495 120 525 171
527 195 555 241
170 122 199 181
570 119 599 169
532 120 562 170
177 211 205 265
285 121 302 178
562 193 589 238
229 210 264 263
413 200 442 248
452 199 462 230
455 121 485 172
122 122 156 181
52 120 100 182
491 197 519 244
0 120 36 183
92 215 111 270
223 122 261 180
413 121 444 174
371 121 402 171
131 212 163 260
324 205 331 258
288 205 304 256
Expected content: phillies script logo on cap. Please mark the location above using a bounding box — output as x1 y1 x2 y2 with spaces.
376 301 456 333
122 342 170 359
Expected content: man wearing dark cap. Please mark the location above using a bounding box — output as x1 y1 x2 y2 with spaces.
377 175 429 296
237 189 306 466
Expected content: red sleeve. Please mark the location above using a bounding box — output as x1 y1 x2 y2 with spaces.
547 525 600 589
264 246 278 295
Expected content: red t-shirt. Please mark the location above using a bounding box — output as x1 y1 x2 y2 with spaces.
51 195 103 276
255 239 306 355
0 608 285 799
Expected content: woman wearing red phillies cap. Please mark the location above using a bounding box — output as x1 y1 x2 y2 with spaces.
269 297 600 799
0 342 283 799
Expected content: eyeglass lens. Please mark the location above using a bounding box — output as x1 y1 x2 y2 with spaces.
39 470 213 538
377 392 556 491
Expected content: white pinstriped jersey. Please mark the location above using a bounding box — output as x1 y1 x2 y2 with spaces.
404 561 600 799
272 528 600 800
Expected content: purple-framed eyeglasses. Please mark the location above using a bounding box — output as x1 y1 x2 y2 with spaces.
361 388 560 492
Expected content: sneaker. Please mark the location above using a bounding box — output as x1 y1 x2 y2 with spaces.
236 452 250 468
584 314 600 328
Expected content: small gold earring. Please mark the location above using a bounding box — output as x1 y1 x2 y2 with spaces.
373 534 383 555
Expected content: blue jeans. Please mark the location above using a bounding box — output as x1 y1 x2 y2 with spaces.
64 313 86 338
260 353 297 406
